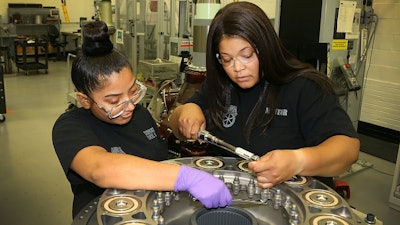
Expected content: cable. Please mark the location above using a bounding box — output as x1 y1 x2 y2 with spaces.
355 13 378 77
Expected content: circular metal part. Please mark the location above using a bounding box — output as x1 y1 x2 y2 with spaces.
285 175 307 185
237 160 250 172
190 207 258 225
103 196 141 214
311 215 350 225
72 156 373 225
194 157 224 169
305 191 339 207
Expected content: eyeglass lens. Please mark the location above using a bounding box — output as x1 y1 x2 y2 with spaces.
106 81 147 119
216 50 256 67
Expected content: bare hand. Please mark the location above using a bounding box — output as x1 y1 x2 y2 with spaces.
248 150 303 188
175 103 206 140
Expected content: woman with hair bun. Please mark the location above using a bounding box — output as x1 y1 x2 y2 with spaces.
52 21 231 218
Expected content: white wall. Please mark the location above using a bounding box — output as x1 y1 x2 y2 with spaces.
1 0 94 23
1 0 95 32
359 0 400 132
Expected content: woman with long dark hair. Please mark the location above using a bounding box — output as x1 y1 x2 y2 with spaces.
169 2 359 189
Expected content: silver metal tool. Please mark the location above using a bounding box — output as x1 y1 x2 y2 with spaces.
197 130 260 161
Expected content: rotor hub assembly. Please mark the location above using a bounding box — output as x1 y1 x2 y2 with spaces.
72 157 371 225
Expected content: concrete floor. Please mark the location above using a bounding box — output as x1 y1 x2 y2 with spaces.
0 61 399 225
343 152 400 224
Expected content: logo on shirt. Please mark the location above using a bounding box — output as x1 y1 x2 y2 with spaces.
221 105 288 128
143 127 157 140
265 107 288 116
111 147 126 154
223 105 238 128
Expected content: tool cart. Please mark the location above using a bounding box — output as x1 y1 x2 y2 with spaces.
14 37 48 75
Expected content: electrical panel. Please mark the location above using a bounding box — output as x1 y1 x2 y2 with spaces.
337 57 361 91
278 0 367 130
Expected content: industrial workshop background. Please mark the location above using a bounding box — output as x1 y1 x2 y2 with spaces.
1 0 398 142
0 0 400 225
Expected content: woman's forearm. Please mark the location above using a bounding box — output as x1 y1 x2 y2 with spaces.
296 135 360 177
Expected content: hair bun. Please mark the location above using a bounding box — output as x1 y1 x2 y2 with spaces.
82 21 113 56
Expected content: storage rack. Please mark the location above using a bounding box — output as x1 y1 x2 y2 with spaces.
14 38 48 75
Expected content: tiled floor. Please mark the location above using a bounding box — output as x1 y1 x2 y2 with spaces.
0 61 399 225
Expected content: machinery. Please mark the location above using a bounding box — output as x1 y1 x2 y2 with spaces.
94 0 114 30
113 0 172 73
113 0 377 128
111 0 221 123
168 0 194 58
112 0 175 121
190 0 220 69
277 0 377 130
72 156 382 225
66 0 217 120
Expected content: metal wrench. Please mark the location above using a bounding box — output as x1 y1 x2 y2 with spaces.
197 130 260 161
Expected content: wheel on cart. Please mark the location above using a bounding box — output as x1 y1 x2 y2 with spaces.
0 114 5 122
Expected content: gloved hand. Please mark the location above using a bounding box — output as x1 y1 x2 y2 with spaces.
174 165 232 208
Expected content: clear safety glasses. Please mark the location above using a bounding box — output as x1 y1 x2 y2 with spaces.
94 80 147 119
216 50 257 67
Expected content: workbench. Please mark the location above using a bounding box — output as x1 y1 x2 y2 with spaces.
61 31 81 54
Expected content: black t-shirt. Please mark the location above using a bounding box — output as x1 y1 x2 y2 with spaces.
190 77 358 157
190 77 357 189
52 104 168 217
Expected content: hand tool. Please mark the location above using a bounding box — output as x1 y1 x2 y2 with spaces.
197 130 259 161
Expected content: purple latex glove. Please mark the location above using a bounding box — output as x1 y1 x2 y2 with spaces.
174 165 232 208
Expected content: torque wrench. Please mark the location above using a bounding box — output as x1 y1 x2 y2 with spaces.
198 130 259 161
